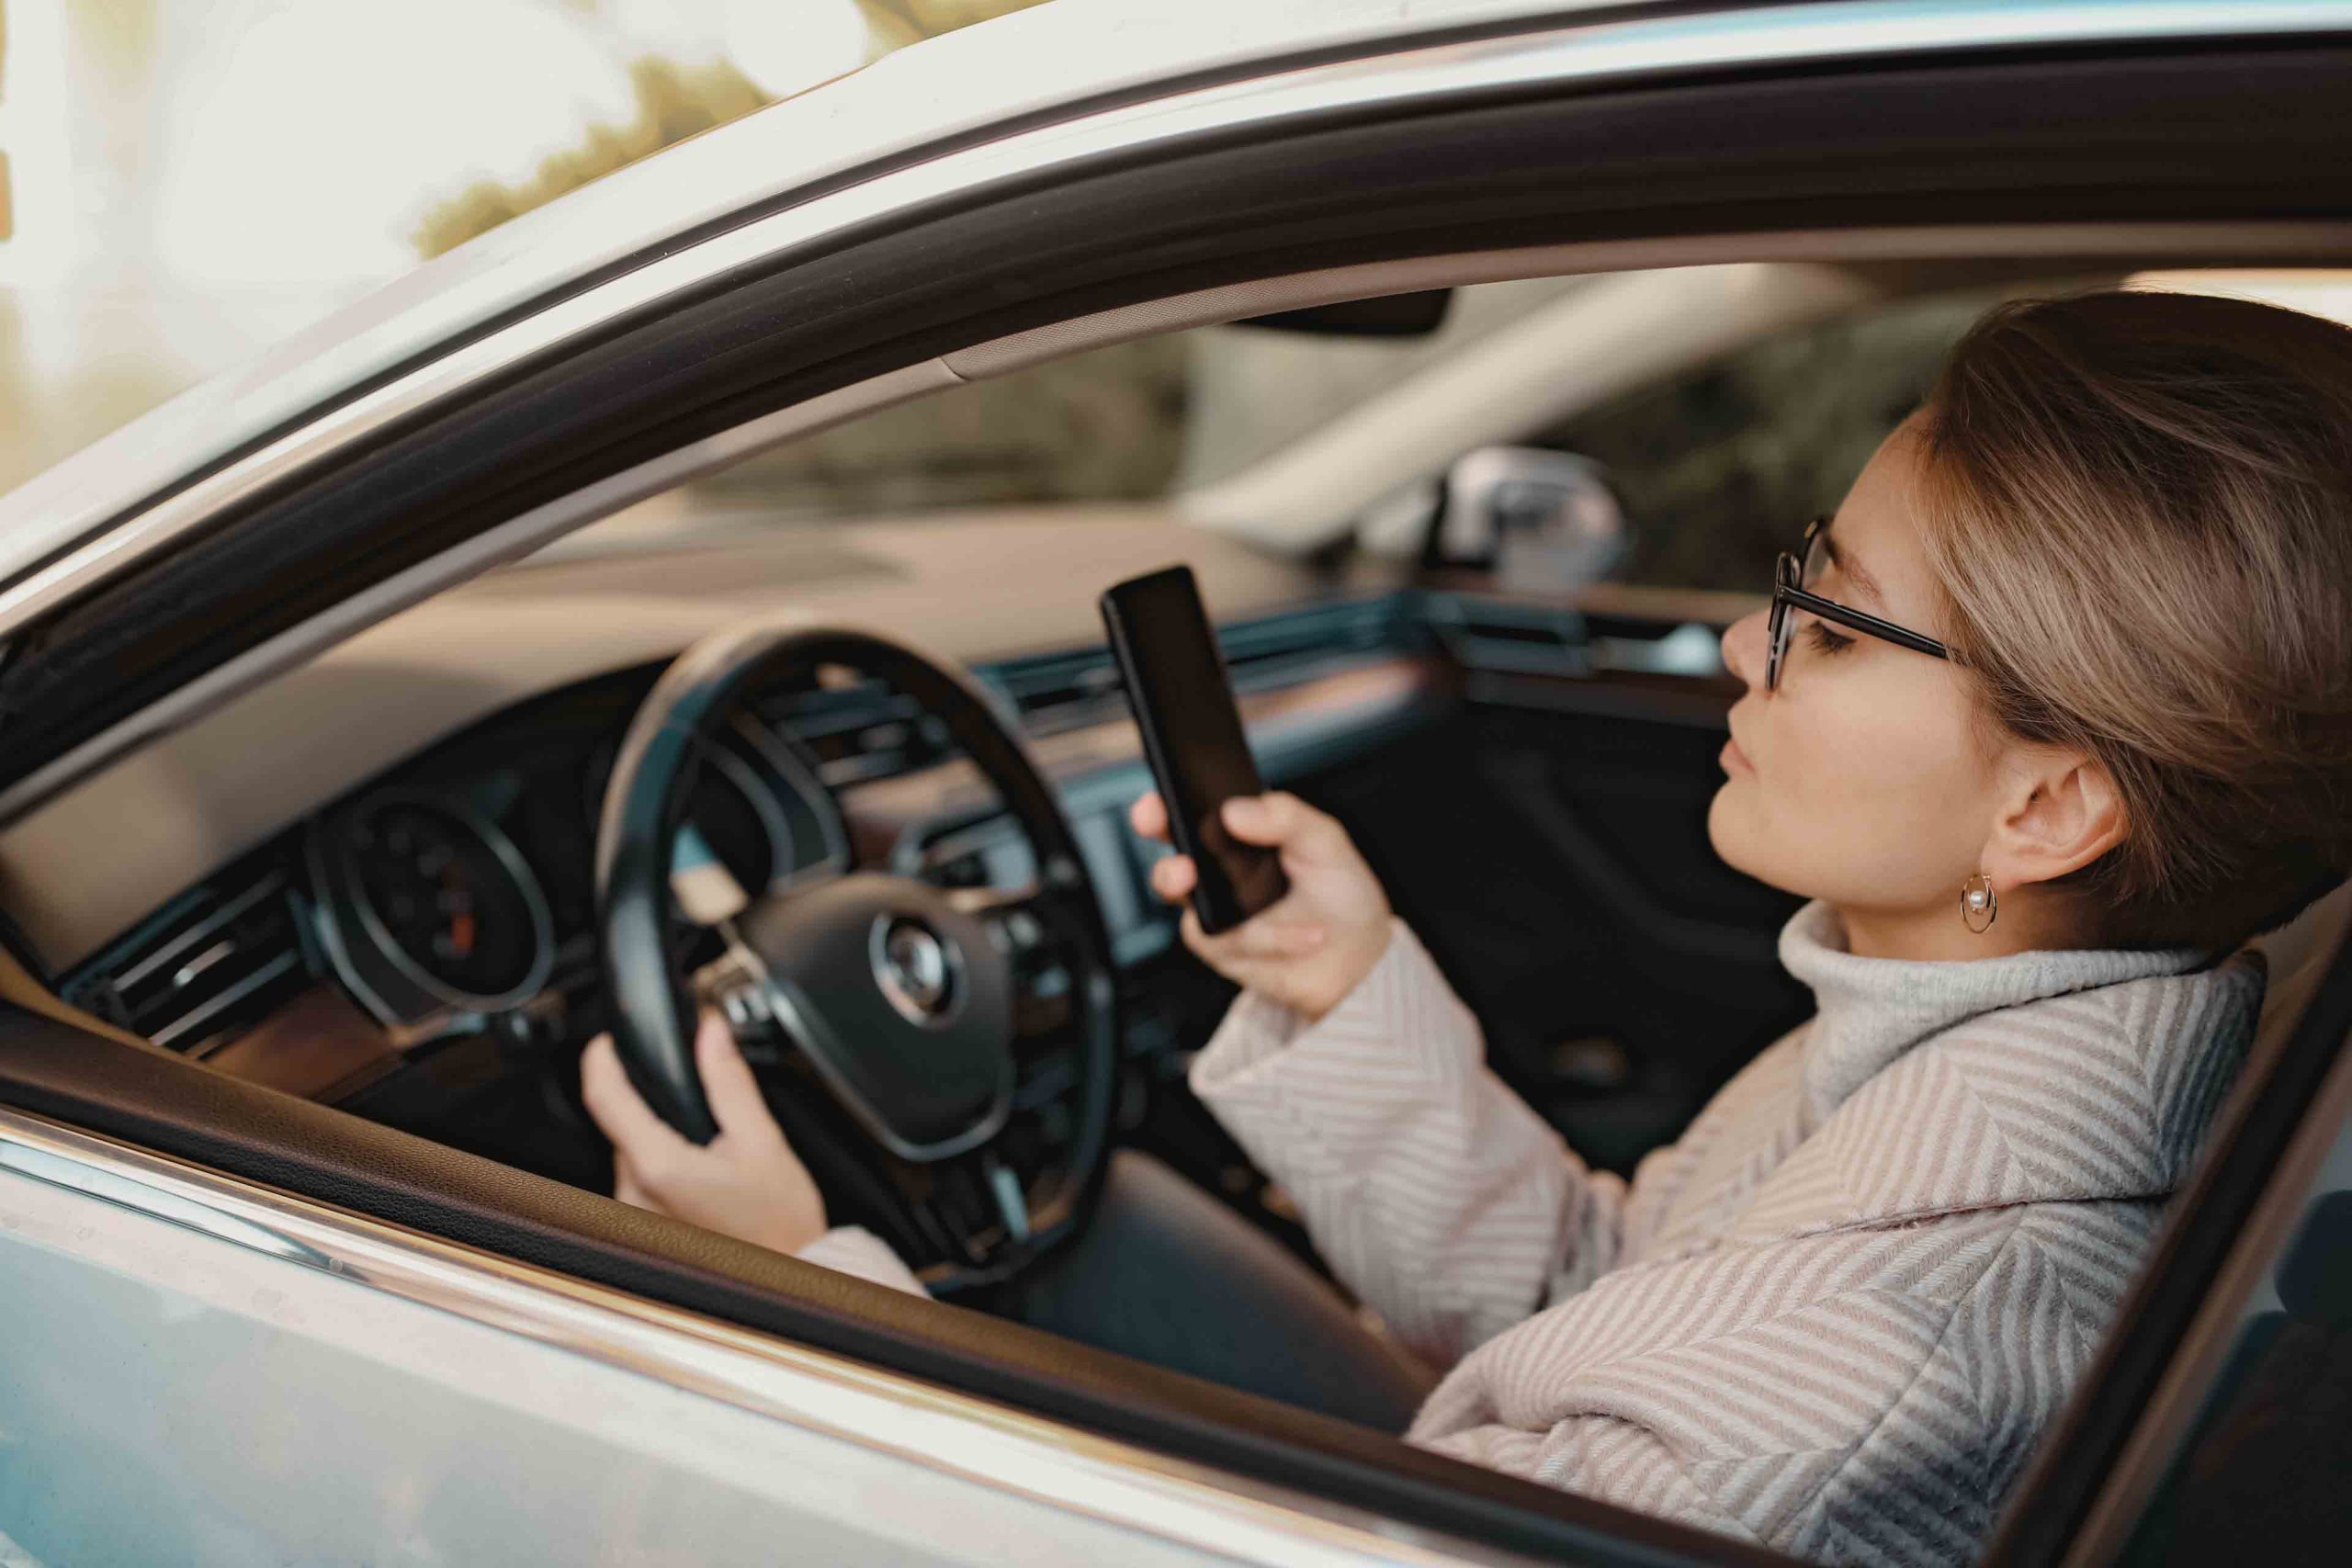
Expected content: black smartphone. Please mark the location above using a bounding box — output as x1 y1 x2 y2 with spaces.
1099 566 1290 934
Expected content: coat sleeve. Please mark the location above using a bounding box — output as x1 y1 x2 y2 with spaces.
1400 1207 2082 1564
1189 919 1630 1366
1419 1416 1762 1545
795 1225 927 1295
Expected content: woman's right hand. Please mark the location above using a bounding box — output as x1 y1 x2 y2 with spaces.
1131 790 1393 1021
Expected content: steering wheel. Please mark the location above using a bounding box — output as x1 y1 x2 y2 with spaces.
594 619 1119 1288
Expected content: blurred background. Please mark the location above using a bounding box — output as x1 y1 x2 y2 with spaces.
0 0 1041 495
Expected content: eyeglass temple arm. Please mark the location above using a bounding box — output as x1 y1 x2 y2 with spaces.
1777 584 1949 660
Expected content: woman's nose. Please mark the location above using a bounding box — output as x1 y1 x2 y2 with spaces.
1722 606 1770 692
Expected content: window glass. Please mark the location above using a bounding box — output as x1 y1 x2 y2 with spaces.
1534 290 2002 593
575 276 1583 546
578 273 2352 558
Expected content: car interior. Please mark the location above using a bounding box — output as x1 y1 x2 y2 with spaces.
6 244 2351 1561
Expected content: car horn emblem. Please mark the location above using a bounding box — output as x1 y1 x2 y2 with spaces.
872 914 960 1025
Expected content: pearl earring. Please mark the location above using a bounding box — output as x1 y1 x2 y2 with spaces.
1961 872 1998 934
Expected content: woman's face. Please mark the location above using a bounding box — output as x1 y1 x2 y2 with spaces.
1709 421 2007 927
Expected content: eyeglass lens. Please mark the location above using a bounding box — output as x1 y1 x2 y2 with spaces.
1769 522 1831 688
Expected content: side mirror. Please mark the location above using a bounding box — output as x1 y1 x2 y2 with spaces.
1431 446 1629 592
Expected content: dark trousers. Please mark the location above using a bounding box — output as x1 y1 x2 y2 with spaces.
992 1150 1437 1432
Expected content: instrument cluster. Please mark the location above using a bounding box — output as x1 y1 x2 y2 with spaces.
308 710 846 1031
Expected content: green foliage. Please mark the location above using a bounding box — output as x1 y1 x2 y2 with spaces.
408 3 1056 260
412 58 772 260
860 0 1053 49
1544 292 2002 592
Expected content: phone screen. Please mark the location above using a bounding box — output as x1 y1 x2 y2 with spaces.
1100 568 1289 933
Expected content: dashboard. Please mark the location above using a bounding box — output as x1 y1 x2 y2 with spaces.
55 595 1451 1126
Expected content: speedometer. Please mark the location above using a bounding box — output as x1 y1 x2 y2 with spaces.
311 792 555 1023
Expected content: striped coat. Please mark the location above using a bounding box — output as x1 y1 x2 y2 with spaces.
1191 903 2263 1563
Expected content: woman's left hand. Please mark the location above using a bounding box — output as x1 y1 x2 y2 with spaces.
580 1010 829 1256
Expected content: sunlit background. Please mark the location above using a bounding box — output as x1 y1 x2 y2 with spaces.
0 0 1039 493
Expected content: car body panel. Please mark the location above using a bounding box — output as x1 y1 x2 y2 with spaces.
0 1106 1514 1567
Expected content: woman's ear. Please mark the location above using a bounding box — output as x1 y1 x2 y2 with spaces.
1981 751 2127 891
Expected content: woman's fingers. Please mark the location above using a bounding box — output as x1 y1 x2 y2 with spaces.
1128 792 1169 841
580 1032 692 1164
1177 910 1309 992
612 1150 652 1208
1219 918 1328 961
1159 857 1313 949
1220 792 1344 860
692 1010 775 1141
1148 852 1196 904
1178 907 1326 964
1139 790 1351 878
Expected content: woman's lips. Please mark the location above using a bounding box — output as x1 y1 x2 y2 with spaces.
1721 732 1753 773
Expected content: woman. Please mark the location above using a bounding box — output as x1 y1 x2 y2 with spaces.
582 289 2352 1562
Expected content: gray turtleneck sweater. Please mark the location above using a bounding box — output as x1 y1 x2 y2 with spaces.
1183 902 2264 1564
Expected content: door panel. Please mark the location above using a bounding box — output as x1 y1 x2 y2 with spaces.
0 1118 1248 1568
1298 672 1806 1173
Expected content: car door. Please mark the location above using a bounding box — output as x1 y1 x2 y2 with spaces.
0 1108 1237 1566
0 998 1758 1567
3 6 2351 1567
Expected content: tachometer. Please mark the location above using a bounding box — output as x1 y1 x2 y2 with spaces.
582 714 849 920
311 793 555 1023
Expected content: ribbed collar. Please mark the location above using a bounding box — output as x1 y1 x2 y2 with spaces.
1776 900 2216 1134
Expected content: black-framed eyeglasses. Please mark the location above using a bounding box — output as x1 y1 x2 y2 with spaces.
1766 514 1950 691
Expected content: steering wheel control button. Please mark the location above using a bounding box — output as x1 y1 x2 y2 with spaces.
719 982 775 1038
733 872 1015 1161
873 914 960 1026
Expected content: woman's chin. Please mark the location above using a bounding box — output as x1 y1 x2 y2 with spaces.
1705 782 1762 878
1707 795 1813 903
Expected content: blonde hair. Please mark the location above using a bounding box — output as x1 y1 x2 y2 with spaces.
1915 288 2352 952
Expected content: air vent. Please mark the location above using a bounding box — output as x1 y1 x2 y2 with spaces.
758 597 1413 773
1419 592 1592 676
1420 590 1724 678
758 678 955 786
986 595 1413 733
1216 597 1406 686
983 648 1124 735
62 865 311 1057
